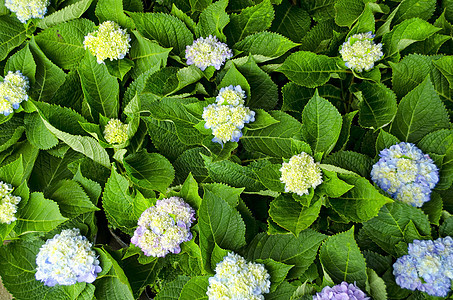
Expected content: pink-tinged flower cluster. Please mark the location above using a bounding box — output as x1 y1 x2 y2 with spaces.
131 197 195 257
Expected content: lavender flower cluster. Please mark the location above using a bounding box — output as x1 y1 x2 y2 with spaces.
202 85 255 145
185 35 233 71
313 282 370 300
131 197 195 257
35 228 101 287
206 252 271 300
393 237 453 297
371 142 439 207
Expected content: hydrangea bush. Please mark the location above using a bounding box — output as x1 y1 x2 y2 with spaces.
0 0 452 299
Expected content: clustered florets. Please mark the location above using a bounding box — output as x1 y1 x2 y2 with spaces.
83 21 131 64
313 282 370 300
280 152 323 196
0 181 21 224
339 32 383 72
202 85 255 145
371 142 438 207
131 197 195 257
35 228 102 287
206 252 271 300
0 71 29 116
185 35 233 71
393 237 453 297
103 118 128 145
5 0 49 23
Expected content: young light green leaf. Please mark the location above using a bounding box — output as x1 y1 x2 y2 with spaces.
179 276 210 299
393 0 436 25
320 227 368 289
277 51 339 88
0 16 27 62
197 0 229 41
38 0 94 29
391 77 450 143
35 19 96 70
219 63 250 98
155 276 190 300
334 0 365 27
123 150 175 193
302 90 342 156
78 52 119 120
433 55 453 89
323 151 373 178
95 0 134 29
4 43 36 84
375 130 400 154
0 115 25 153
24 112 58 150
254 163 285 192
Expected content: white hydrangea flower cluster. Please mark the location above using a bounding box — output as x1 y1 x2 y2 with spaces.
0 181 21 224
103 118 128 144
206 252 271 300
5 0 49 23
371 142 439 207
185 35 233 71
83 21 131 64
202 85 255 145
0 71 29 116
131 197 196 257
339 32 383 72
35 228 102 287
280 152 323 196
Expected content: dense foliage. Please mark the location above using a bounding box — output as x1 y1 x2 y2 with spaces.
0 0 452 299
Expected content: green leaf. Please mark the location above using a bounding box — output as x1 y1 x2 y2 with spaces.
0 16 27 62
254 163 285 192
102 165 151 233
353 82 397 130
418 129 453 190
242 111 310 158
245 229 326 279
277 51 339 88
270 1 310 42
269 194 323 236
0 115 25 153
94 248 134 300
320 227 368 289
366 268 388 300
256 258 293 292
47 179 99 218
197 0 229 41
375 130 400 154
24 112 59 150
302 90 342 156
29 38 66 102
281 82 342 113
393 0 436 25
35 19 96 70
202 183 243 208
210 243 230 271
305 0 336 22
121 256 163 298
129 12 193 56
78 52 119 120
123 150 175 193
440 216 453 237
433 55 453 89
219 63 250 98
299 19 342 55
198 188 246 271
15 192 67 235
155 276 190 300
236 56 278 110
179 276 210 299
348 3 375 36
420 192 442 225
95 0 134 29
174 147 209 184
0 156 24 188
329 174 393 222
130 31 171 79
390 77 450 143
105 58 134 80
38 0 94 29
246 109 279 130
317 169 354 198
4 43 36 84
73 166 102 204
234 32 299 62
382 18 440 59
334 111 358 152
0 240 90 300
334 0 365 27
177 173 202 210
323 151 373 178
362 202 431 256
224 0 275 44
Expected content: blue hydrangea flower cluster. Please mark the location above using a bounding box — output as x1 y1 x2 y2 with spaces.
313 282 370 300
35 228 102 287
0 181 21 224
0 71 29 116
339 32 383 72
206 252 271 300
371 142 439 207
5 0 49 23
393 237 453 297
202 85 255 145
131 197 195 257
84 21 131 64
185 35 233 71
